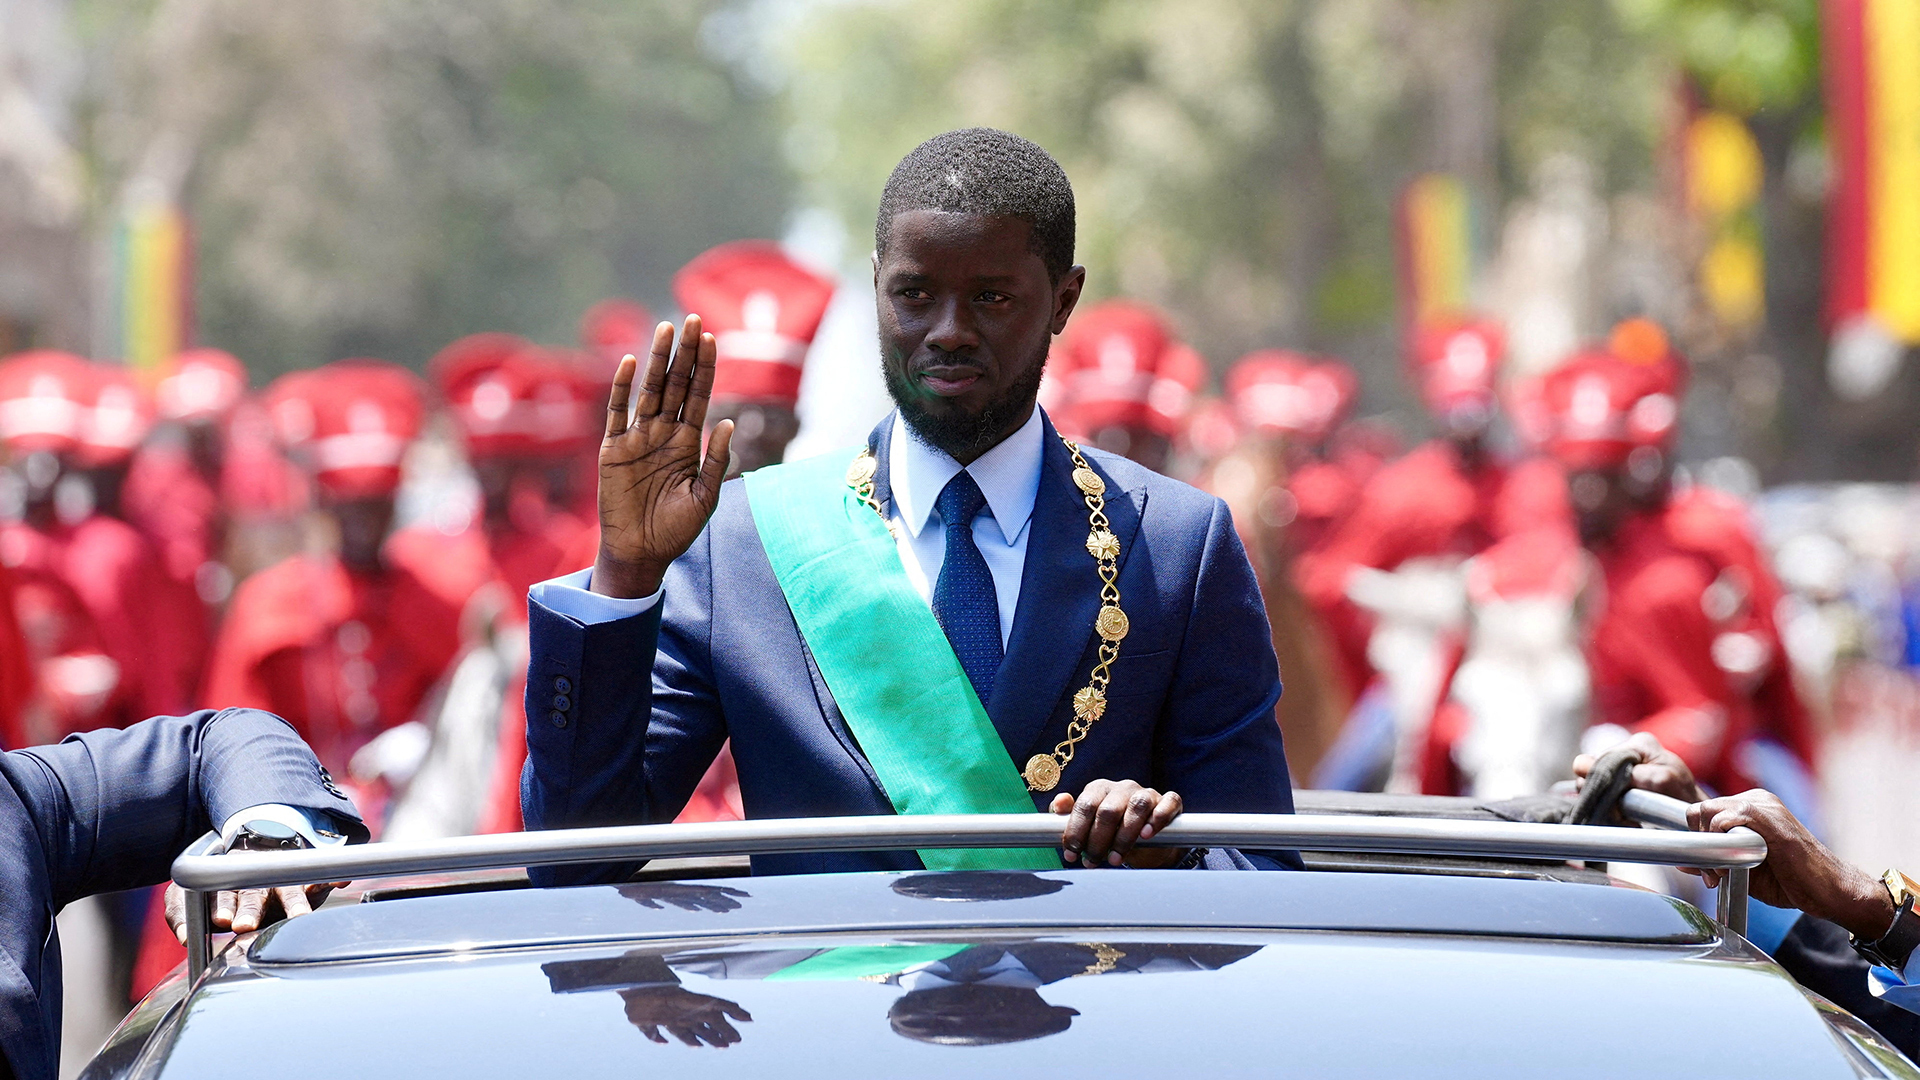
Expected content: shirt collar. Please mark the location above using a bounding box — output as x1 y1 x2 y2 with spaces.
889 405 1045 547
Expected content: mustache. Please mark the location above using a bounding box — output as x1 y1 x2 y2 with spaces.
911 349 984 373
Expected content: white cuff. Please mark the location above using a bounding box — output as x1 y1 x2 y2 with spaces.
219 804 353 851
530 568 663 626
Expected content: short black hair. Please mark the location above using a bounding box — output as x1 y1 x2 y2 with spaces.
875 128 1076 283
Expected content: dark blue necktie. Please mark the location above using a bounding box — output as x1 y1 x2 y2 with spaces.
931 470 1003 705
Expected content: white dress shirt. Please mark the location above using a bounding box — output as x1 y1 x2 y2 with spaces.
530 408 1048 651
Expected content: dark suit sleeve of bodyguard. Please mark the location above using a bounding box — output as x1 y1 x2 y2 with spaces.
0 708 366 910
523 519 730 887
1153 497 1301 870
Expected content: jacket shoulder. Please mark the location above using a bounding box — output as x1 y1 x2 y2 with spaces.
1078 447 1227 531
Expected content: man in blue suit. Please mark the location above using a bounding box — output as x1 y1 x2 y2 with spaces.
1 709 366 1080
524 128 1295 878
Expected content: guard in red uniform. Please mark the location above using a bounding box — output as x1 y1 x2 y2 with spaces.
1047 300 1204 473
1204 351 1364 781
396 335 599 835
673 240 837 476
1537 322 1814 798
0 352 193 724
203 361 466 797
1294 321 1571 791
122 347 249 605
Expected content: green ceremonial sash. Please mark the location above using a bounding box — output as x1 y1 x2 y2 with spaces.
763 944 969 982
743 450 1057 871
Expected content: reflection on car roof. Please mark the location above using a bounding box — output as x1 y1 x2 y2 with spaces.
251 868 1714 965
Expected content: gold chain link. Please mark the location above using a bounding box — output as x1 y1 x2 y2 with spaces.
843 436 1125 793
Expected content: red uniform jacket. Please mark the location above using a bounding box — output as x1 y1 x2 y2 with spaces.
1587 489 1814 793
1296 441 1571 696
0 517 203 723
202 535 470 775
123 442 223 590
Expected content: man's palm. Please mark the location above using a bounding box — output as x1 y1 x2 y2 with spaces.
593 315 734 599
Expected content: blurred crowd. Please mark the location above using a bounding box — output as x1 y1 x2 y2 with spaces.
5 237 1919 1011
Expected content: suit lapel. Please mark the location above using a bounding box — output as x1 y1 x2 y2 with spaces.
987 415 1145 763
867 413 895 511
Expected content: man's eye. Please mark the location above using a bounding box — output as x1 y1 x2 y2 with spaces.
897 288 931 300
976 291 1010 303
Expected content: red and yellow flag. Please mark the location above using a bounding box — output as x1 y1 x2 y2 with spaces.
1396 173 1473 331
1825 0 1920 341
116 203 194 375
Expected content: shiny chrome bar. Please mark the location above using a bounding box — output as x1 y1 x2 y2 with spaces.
175 807 1763 891
173 801 1766 980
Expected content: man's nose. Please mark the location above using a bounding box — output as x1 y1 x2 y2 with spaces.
922 296 981 353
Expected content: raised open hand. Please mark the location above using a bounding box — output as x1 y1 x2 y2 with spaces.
593 315 735 599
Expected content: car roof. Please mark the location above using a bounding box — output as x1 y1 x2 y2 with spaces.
251 868 1714 965
158 916 1870 1079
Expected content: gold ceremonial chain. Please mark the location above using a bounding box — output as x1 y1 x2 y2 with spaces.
844 436 1127 793
1072 943 1127 977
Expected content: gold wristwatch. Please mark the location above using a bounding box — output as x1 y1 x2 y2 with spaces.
1853 869 1920 971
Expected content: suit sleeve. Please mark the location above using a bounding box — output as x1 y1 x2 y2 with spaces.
1771 915 1920 1059
0 708 367 909
1153 497 1300 869
522 518 730 886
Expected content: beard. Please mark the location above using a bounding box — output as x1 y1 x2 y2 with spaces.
883 337 1049 462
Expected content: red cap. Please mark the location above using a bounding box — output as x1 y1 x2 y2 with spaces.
0 350 94 454
1182 397 1241 461
1224 351 1357 443
155 348 248 422
434 336 602 461
672 241 836 406
1054 301 1205 437
77 363 155 467
1409 319 1504 415
267 360 426 498
578 299 657 371
1538 348 1679 471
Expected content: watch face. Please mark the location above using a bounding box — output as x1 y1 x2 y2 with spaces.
236 819 305 850
1890 870 1920 908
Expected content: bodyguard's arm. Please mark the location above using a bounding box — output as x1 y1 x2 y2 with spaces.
0 708 366 909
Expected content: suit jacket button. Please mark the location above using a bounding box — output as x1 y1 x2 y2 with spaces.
554 676 572 695
553 694 571 712
550 710 569 729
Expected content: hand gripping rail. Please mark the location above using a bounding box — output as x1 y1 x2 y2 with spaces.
172 793 1764 980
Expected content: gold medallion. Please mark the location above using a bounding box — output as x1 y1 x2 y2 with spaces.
1023 753 1062 792
1085 528 1120 562
1095 605 1130 642
845 453 877 486
1072 467 1106 497
1072 686 1106 721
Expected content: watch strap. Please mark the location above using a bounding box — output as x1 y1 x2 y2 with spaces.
1854 872 1920 972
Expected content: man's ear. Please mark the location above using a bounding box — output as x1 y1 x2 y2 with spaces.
871 249 882 287
1050 266 1087 335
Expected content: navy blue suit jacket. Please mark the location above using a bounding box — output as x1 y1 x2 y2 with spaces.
524 412 1296 879
0 709 365 1080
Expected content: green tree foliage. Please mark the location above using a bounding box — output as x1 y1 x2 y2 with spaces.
76 0 791 376
778 0 1674 373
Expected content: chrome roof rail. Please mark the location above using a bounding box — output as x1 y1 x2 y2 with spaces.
172 793 1762 980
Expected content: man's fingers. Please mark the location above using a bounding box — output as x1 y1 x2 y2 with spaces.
277 885 313 920
1108 787 1161 863
230 888 269 934
1085 785 1135 866
640 1025 666 1044
1049 793 1074 815
681 330 720 432
1060 783 1107 860
212 889 238 930
633 322 676 420
698 419 735 496
1140 789 1184 841
1571 753 1595 779
164 883 187 945
657 315 703 423
605 355 638 439
723 1002 753 1023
